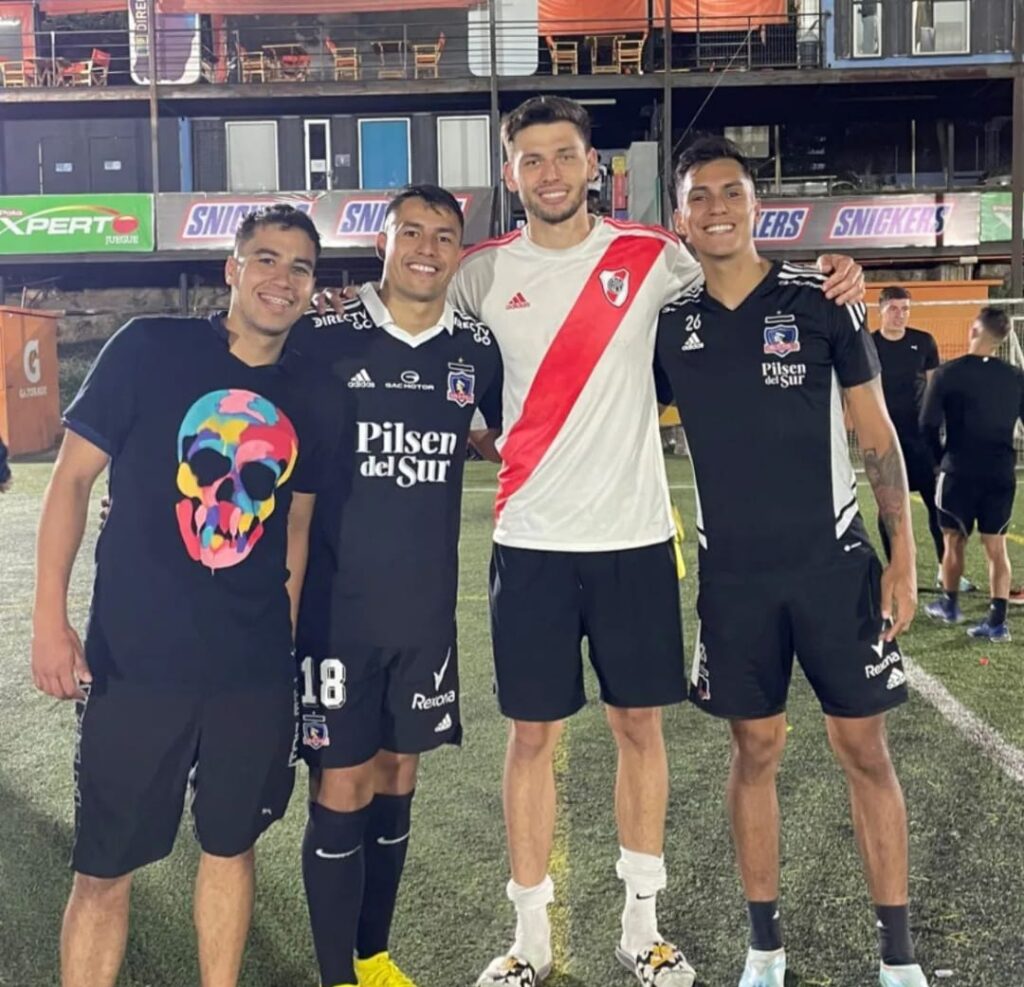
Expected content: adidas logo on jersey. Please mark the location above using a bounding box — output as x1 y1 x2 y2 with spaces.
506 291 530 310
886 667 906 690
681 333 704 352
435 713 453 733
348 369 375 389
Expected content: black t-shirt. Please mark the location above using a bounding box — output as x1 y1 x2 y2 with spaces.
64 316 339 690
920 354 1024 478
292 286 503 649
656 261 880 575
872 327 939 439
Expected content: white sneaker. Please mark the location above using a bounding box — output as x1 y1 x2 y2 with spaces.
616 940 697 986
475 954 551 986
738 947 786 987
880 962 931 986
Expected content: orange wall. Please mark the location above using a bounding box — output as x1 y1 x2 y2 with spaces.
0 307 62 456
866 281 1002 362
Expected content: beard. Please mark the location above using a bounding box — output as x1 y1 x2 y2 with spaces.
521 183 588 226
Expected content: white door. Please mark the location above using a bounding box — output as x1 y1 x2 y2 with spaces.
437 116 491 187
226 121 279 192
305 119 332 191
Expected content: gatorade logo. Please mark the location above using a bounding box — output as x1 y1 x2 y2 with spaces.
23 339 41 383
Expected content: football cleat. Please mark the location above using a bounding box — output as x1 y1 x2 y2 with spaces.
738 947 786 987
924 599 963 624
355 951 417 987
475 954 551 986
616 940 697 987
966 620 1012 643
880 962 931 986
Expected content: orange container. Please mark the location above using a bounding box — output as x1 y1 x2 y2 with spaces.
0 306 62 455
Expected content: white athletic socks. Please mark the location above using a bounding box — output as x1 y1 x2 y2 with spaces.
616 847 667 955
508 875 554 972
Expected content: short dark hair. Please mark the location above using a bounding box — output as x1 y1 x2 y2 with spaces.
384 184 464 236
234 204 321 258
978 305 1011 341
879 286 912 304
674 135 754 193
501 95 592 152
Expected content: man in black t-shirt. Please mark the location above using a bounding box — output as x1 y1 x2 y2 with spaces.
291 186 502 987
872 287 952 584
922 306 1024 642
31 206 335 987
0 433 11 492
657 137 926 987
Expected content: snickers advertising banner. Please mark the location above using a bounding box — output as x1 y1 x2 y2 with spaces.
156 189 494 252
753 192 981 252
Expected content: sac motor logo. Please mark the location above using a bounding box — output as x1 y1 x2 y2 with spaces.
0 202 146 250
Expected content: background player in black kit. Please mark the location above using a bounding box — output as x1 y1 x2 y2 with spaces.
31 205 333 987
872 287 958 588
292 186 502 987
656 138 927 987
921 306 1024 642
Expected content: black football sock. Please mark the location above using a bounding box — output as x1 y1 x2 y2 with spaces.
356 791 415 960
302 801 371 986
990 598 1008 627
747 899 783 952
943 589 959 610
875 904 915 966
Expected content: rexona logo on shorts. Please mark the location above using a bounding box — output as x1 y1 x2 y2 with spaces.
0 194 154 254
335 194 472 242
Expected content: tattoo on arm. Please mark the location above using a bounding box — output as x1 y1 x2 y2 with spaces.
862 443 908 541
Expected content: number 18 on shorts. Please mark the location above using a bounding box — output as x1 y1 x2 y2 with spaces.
297 636 463 769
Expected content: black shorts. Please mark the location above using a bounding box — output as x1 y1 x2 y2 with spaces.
691 539 908 720
936 470 1016 536
489 539 686 721
296 632 462 769
72 677 297 878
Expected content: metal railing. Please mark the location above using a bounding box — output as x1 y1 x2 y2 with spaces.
0 13 828 90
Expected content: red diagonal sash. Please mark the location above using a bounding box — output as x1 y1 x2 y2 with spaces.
495 234 666 521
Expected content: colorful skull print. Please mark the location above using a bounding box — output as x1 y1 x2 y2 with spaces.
175 389 299 570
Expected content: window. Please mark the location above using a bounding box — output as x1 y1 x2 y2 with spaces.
724 126 771 161
437 116 491 187
304 119 331 192
914 1 969 54
852 0 881 57
225 121 278 192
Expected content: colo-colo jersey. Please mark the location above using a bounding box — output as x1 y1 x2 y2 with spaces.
293 285 502 648
450 217 702 551
655 262 879 575
63 316 337 690
920 354 1024 478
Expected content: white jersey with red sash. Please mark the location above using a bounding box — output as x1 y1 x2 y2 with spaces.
450 217 702 551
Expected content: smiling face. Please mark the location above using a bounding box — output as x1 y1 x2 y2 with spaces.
503 120 596 227
674 157 760 262
880 296 911 332
377 196 462 304
224 223 317 338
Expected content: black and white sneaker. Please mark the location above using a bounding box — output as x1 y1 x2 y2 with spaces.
616 941 697 986
475 955 551 986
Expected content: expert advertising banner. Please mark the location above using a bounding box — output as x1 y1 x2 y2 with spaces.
0 194 154 255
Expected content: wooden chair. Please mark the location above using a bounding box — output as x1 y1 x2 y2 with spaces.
616 34 646 74
413 32 445 79
545 36 578 75
61 57 93 86
238 45 266 83
587 34 622 74
325 38 360 80
0 59 26 87
90 48 111 86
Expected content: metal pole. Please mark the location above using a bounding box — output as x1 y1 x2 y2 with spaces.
147 0 160 194
773 123 781 192
179 272 189 314
488 0 504 232
946 120 954 191
910 118 916 190
1012 0 1024 296
662 0 672 227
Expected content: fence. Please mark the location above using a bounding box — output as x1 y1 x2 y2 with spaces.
0 13 827 90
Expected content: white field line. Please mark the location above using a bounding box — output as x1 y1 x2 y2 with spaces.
903 657 1024 787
